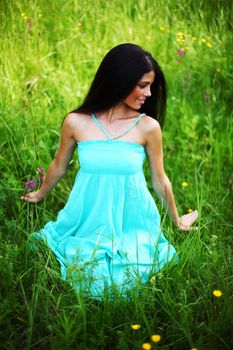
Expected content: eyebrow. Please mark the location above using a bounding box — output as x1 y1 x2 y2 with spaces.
138 80 154 84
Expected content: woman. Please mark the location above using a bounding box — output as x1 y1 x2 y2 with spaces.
22 43 198 298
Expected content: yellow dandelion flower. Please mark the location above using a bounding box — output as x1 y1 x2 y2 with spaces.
206 42 212 48
185 46 190 50
177 32 184 36
176 37 185 42
213 290 222 297
201 38 206 43
142 343 152 350
131 324 141 330
188 209 193 213
191 36 196 42
151 334 161 343
181 182 188 187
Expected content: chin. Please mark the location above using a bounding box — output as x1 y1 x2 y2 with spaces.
134 104 142 110
124 102 141 111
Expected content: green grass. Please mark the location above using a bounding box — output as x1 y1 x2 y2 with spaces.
0 0 232 349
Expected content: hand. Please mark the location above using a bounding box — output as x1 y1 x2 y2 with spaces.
21 190 44 203
177 210 199 231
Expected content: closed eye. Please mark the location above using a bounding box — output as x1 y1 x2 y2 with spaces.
137 82 150 88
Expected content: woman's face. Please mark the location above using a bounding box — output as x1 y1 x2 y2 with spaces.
123 70 155 110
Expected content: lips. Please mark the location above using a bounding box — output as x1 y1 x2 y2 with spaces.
137 99 146 104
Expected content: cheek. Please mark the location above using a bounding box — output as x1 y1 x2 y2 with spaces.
127 88 141 101
133 87 142 98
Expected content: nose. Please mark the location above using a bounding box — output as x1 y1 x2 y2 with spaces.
144 85 151 97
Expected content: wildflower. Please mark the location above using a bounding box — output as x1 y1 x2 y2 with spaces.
21 13 28 21
177 48 185 56
25 179 35 193
188 209 193 213
191 36 196 42
177 32 184 37
37 166 45 175
151 334 161 343
213 290 222 297
181 181 188 187
185 46 190 51
201 38 206 43
206 42 212 48
142 343 152 350
191 348 198 350
176 37 185 43
131 324 141 330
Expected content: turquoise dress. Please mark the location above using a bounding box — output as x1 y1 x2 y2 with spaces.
34 113 177 298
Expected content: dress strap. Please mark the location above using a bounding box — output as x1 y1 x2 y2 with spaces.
91 113 111 139
91 113 145 140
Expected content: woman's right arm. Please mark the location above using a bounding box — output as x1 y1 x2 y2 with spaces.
21 114 78 203
144 117 198 231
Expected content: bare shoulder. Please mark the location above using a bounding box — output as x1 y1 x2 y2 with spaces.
63 112 89 128
63 112 91 138
140 115 162 145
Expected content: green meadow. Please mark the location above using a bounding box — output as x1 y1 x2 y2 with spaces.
0 0 232 349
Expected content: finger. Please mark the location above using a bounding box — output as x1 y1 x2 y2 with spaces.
179 226 190 232
179 223 198 231
188 210 198 215
187 212 199 225
189 210 198 218
21 195 35 202
21 196 30 202
191 213 199 223
193 210 199 218
21 195 29 200
181 227 198 232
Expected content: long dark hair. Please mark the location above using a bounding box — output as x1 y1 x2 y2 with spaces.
71 43 167 127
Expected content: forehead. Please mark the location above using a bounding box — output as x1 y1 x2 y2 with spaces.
139 70 155 82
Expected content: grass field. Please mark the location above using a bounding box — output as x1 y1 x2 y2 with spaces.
0 0 232 349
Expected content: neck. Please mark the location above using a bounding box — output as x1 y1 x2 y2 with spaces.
98 103 139 124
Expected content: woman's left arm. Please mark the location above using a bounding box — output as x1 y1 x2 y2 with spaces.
144 118 198 231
